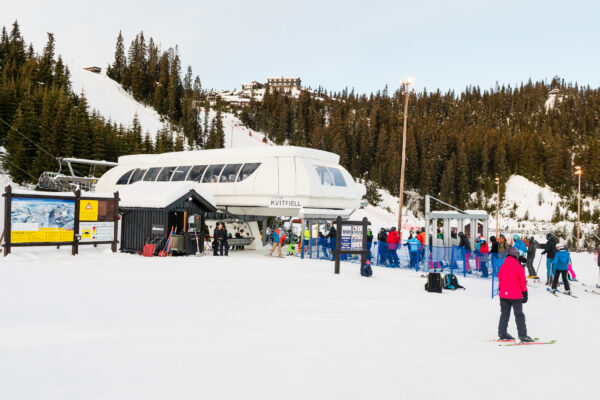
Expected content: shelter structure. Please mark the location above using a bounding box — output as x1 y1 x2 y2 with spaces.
118 182 217 255
94 146 366 250
424 195 489 250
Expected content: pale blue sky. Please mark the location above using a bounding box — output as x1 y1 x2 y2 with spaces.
3 0 599 94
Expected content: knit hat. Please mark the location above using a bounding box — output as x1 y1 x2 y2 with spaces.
506 246 519 259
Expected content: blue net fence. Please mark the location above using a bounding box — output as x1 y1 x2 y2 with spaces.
300 239 506 298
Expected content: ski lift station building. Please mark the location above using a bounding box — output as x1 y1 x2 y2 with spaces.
95 146 366 249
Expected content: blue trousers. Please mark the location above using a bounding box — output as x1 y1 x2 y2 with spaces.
546 258 554 280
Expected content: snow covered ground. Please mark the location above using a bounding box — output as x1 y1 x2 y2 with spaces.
1 247 599 400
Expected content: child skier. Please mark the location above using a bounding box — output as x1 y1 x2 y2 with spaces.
497 246 533 342
551 244 571 294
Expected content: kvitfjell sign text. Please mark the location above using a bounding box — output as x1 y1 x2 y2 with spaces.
269 198 302 208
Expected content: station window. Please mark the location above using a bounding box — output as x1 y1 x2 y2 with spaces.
171 166 192 181
156 166 176 181
116 169 134 185
237 163 261 182
143 167 162 182
328 167 346 187
187 165 207 182
202 164 225 183
129 168 147 184
315 166 334 186
219 164 243 182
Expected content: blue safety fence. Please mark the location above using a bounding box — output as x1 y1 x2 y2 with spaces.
300 238 505 298
490 253 507 298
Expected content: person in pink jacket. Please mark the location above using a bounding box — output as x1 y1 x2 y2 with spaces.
497 246 534 342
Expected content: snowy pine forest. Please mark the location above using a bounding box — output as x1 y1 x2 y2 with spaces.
1 22 599 246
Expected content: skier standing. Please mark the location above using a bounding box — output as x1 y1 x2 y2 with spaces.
476 236 489 278
497 235 509 253
497 246 533 342
212 224 220 256
526 236 539 279
551 244 571 294
386 227 400 267
458 232 472 272
218 223 229 256
406 233 421 269
541 233 557 285
377 228 388 265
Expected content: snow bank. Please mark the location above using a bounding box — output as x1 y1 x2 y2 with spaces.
0 248 599 399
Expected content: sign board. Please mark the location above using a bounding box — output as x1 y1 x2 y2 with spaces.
3 185 120 256
10 197 75 243
333 216 370 274
269 197 302 208
79 199 99 221
80 222 115 242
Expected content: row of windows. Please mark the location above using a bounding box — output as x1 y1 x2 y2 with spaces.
116 163 261 185
116 163 347 187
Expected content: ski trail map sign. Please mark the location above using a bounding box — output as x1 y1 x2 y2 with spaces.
333 216 371 274
2 185 119 256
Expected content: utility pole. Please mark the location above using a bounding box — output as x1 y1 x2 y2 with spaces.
495 177 500 238
575 166 582 251
397 77 413 240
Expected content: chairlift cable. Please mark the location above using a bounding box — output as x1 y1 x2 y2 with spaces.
0 117 58 161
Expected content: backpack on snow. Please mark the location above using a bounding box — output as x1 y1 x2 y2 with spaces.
361 261 373 277
443 273 464 290
425 272 443 293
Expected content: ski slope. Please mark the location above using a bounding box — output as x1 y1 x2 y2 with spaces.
68 62 168 137
1 248 599 399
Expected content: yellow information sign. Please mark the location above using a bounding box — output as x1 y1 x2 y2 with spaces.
11 228 74 243
80 200 99 221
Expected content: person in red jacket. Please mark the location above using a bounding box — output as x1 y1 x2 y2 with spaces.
497 246 534 342
386 227 400 267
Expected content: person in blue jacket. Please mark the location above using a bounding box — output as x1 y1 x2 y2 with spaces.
406 234 421 270
551 244 571 294
513 234 528 257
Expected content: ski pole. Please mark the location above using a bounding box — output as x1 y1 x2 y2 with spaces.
535 254 544 276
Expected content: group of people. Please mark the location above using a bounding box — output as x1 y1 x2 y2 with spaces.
377 227 426 268
496 233 576 343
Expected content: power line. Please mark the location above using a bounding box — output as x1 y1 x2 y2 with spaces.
0 116 57 160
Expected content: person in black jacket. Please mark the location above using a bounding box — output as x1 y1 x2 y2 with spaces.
541 233 557 285
526 236 539 279
458 232 472 272
217 223 229 256
489 236 499 254
326 225 337 259
377 228 388 265
213 224 220 256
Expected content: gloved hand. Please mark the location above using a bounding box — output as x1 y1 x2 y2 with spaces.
522 291 528 304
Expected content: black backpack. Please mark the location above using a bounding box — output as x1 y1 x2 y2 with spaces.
425 272 442 293
361 262 373 277
443 273 464 290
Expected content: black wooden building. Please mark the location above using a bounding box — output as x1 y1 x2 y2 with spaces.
119 186 217 255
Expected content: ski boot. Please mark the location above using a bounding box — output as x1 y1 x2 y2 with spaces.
518 335 535 343
551 288 557 294
498 333 515 341
564 290 571 295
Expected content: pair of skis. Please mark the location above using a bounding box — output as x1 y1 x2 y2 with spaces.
546 287 578 298
492 338 556 346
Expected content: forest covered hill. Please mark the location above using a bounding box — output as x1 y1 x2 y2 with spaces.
2 22 600 226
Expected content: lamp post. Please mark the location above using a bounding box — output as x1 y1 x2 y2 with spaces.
495 177 500 239
397 77 413 240
575 166 582 251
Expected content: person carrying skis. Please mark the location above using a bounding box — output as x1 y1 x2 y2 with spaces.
541 233 557 286
497 246 533 342
551 244 571 294
526 236 540 279
386 227 400 267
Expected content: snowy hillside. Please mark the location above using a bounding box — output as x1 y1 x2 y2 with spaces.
1 247 599 399
68 62 168 138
